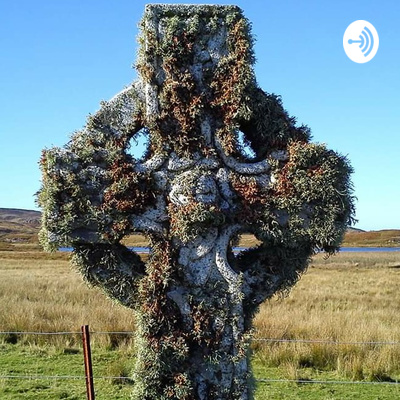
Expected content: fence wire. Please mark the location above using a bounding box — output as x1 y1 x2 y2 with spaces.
1 330 400 346
0 375 399 386
255 378 400 386
1 330 400 387
253 337 400 346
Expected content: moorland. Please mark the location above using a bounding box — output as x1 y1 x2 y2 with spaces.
1 208 400 399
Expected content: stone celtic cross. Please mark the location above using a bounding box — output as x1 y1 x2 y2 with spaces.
38 4 354 399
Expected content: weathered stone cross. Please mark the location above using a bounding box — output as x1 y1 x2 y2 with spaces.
38 5 354 399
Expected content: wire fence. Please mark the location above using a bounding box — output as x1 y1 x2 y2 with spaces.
1 375 400 386
1 329 400 387
2 330 400 346
253 337 400 346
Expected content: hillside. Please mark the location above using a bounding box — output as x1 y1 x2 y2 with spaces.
0 208 41 244
0 208 399 248
342 229 400 247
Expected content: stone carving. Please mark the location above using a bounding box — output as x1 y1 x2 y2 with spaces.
38 5 355 399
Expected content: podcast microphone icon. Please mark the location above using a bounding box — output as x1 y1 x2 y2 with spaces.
348 26 374 57
344 21 379 63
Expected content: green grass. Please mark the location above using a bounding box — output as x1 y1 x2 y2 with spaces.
0 343 133 400
253 364 400 400
1 343 400 399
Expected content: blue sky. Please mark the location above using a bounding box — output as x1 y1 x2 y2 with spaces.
1 0 399 231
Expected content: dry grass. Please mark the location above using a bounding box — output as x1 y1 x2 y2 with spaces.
0 251 136 348
121 233 262 248
253 251 400 380
1 247 400 380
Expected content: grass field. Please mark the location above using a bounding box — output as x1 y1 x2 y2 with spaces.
2 343 400 400
1 245 400 399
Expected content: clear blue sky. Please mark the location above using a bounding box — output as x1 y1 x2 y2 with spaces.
1 0 399 231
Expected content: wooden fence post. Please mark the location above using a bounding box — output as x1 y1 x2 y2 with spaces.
81 325 95 400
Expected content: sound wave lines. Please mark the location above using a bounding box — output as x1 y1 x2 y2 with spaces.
348 26 374 57
344 20 379 63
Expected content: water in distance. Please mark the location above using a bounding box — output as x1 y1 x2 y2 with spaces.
340 247 400 252
59 246 400 253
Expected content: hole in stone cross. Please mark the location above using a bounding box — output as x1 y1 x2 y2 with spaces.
237 130 256 160
232 233 262 256
127 127 150 161
121 234 151 262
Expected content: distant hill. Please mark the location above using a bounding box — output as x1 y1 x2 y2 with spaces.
0 208 41 224
342 229 400 247
0 208 399 248
0 208 41 243
346 227 365 233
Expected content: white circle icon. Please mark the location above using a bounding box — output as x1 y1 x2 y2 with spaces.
343 20 379 63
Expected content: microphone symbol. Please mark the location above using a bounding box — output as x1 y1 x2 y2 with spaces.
348 26 374 57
